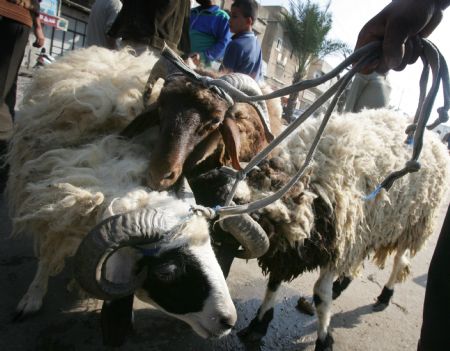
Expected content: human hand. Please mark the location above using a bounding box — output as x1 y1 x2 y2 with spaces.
189 53 201 66
32 25 45 48
356 0 444 73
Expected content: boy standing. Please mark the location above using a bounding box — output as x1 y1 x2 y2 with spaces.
221 0 263 82
190 0 231 68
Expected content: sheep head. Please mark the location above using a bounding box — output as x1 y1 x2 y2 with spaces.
74 203 237 339
121 70 270 191
146 75 240 190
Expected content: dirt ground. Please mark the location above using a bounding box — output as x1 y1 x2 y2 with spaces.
0 188 448 351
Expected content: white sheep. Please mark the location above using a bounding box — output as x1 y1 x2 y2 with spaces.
6 47 239 342
7 46 156 213
199 109 450 351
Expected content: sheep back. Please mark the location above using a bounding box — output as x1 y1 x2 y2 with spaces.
236 109 450 280
5 47 172 276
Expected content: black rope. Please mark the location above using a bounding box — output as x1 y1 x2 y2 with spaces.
159 39 448 212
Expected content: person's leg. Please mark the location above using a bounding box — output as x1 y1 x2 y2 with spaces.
0 17 30 104
417 205 450 351
0 139 8 192
0 17 30 192
5 79 17 120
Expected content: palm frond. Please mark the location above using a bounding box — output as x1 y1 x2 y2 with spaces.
280 0 350 76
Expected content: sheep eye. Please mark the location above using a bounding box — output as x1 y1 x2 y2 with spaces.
210 115 222 125
196 117 222 135
152 262 180 282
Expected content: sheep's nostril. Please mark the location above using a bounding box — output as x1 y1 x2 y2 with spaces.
220 316 235 330
162 171 175 180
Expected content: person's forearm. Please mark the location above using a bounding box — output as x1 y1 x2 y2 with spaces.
32 16 41 29
32 16 45 47
435 0 450 10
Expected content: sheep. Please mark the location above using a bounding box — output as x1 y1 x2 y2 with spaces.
122 68 283 190
5 47 257 345
7 46 156 211
189 109 450 351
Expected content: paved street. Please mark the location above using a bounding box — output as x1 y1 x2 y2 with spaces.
0 184 448 351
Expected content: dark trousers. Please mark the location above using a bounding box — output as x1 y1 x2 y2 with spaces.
0 16 30 129
418 204 450 350
0 17 29 191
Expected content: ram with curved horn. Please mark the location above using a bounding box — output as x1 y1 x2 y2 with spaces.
4 46 271 347
70 187 246 346
190 110 450 351
121 65 283 191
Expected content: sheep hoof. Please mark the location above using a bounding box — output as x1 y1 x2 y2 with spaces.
237 326 265 342
13 294 43 322
11 310 26 323
372 301 389 312
238 308 274 342
315 333 334 351
296 297 315 316
373 286 393 312
12 307 38 322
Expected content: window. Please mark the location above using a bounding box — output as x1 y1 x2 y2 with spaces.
47 14 87 57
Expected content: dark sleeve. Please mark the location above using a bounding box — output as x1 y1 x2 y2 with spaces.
222 41 242 72
31 0 40 14
178 0 191 54
435 0 450 10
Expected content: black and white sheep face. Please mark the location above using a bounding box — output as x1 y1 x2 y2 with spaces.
135 242 237 338
101 215 237 339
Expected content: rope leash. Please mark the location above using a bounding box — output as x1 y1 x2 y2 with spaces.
369 39 450 197
218 52 377 216
161 40 449 218
161 42 381 103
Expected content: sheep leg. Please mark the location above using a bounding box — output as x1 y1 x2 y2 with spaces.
101 295 135 347
314 269 335 351
211 234 240 279
331 274 353 300
13 258 51 321
237 275 281 342
373 249 410 312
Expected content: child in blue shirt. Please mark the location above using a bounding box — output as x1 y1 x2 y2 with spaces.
221 0 263 82
190 0 231 67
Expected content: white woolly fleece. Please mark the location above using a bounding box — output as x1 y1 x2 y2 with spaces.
236 109 450 276
6 47 174 277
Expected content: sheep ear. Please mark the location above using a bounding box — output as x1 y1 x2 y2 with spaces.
219 116 242 170
120 104 160 139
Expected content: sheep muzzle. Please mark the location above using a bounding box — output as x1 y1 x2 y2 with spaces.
147 154 184 190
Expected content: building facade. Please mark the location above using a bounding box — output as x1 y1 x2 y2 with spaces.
22 0 91 70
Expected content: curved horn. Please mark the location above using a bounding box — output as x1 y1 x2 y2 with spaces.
216 214 269 259
219 73 273 141
176 177 196 206
219 73 263 97
74 208 177 300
